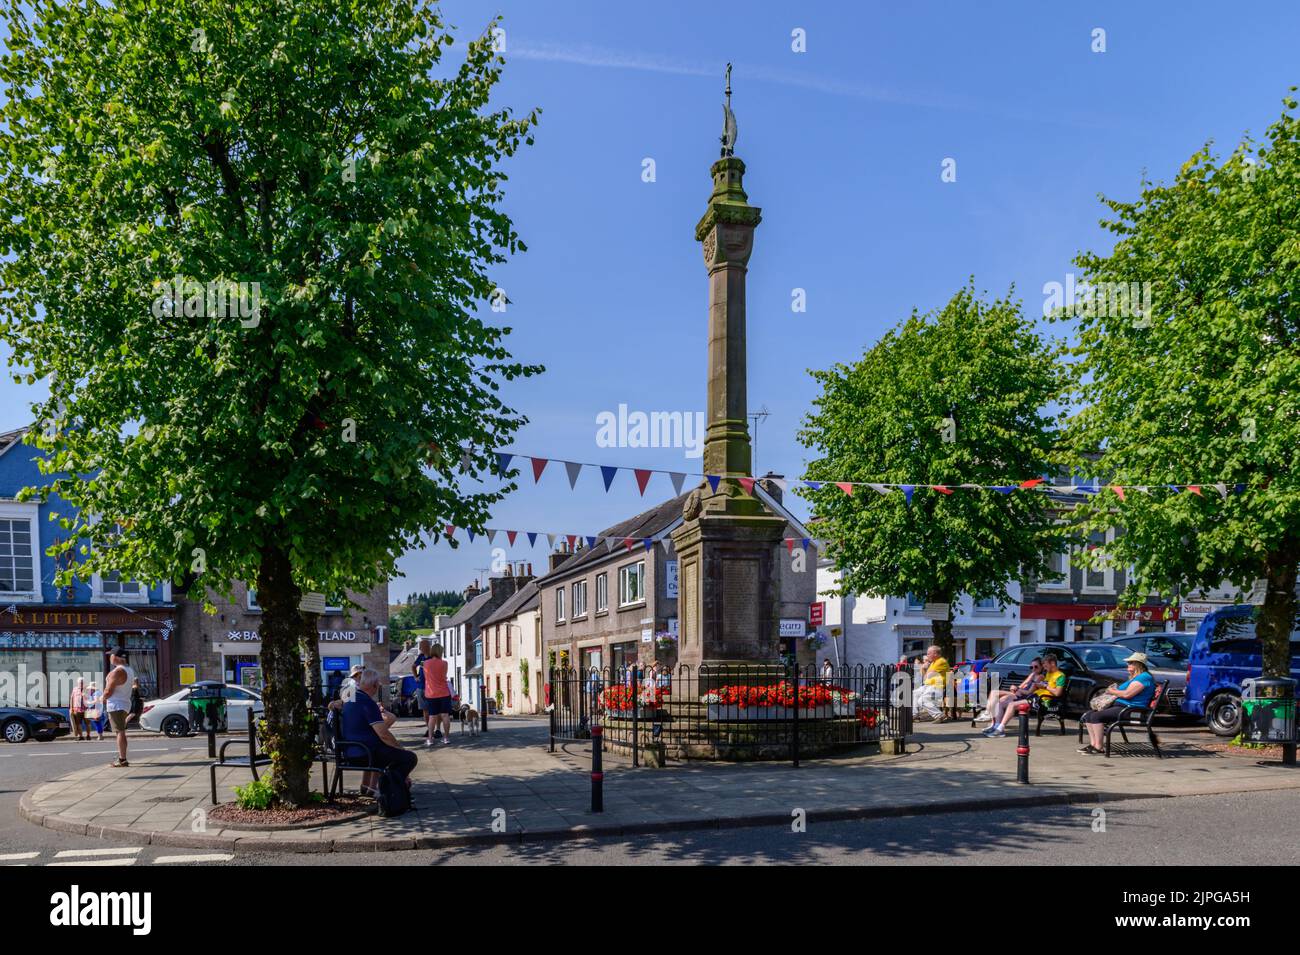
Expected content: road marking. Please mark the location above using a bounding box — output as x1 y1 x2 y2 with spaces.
0 852 39 861
53 847 141 859
48 859 136 867
133 747 169 751
152 853 234 865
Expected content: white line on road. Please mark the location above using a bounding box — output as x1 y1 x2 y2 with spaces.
0 852 39 861
152 853 234 865
53 847 141 858
48 859 136 867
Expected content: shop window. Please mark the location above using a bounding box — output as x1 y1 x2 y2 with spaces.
0 511 37 598
618 562 645 607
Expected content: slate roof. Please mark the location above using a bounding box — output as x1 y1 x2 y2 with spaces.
480 579 540 628
534 491 692 586
444 589 493 629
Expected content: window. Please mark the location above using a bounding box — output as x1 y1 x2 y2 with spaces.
1044 620 1066 642
1082 530 1113 592
572 579 588 618
505 626 512 656
507 674 512 710
494 626 500 658
555 587 565 622
618 562 645 606
99 571 142 598
1039 549 1070 590
247 588 260 611
596 573 608 612
324 594 344 613
973 596 999 613
905 593 925 611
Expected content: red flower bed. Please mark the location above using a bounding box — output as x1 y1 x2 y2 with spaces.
703 682 845 708
599 684 669 712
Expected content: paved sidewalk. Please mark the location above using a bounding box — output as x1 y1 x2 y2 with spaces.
20 716 1300 853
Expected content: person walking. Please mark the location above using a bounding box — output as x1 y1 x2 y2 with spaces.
128 678 144 728
69 677 89 741
85 682 104 740
421 645 453 746
101 648 136 767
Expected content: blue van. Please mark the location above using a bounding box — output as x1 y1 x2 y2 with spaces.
1184 605 1300 736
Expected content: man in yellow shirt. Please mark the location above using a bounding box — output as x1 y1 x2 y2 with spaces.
912 646 951 721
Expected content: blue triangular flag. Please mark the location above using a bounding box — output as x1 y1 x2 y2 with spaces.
803 481 822 491
467 530 476 542
994 485 1015 494
1234 483 1247 494
902 485 915 505
707 475 721 493
585 536 598 549
1168 484 1183 493
526 532 538 547
644 538 654 551
601 466 618 492
801 538 811 550
496 452 514 475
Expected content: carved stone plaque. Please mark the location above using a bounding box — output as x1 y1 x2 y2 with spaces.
722 558 759 650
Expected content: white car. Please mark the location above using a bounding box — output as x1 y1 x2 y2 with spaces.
139 682 263 737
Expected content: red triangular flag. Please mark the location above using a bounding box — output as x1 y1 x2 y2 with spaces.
931 485 953 495
835 482 854 496
444 524 455 538
566 534 577 549
1111 485 1126 501
1187 485 1203 496
506 530 518 546
530 457 548 483
739 477 756 496
634 469 653 496
1019 478 1045 489
623 537 635 551
785 538 795 554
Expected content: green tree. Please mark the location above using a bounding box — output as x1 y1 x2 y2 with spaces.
0 0 539 804
1063 94 1300 682
799 284 1066 664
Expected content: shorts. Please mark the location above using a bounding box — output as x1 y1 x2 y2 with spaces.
422 695 453 716
108 710 129 732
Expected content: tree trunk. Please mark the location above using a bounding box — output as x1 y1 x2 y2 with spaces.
1257 543 1300 678
256 544 316 806
300 623 323 709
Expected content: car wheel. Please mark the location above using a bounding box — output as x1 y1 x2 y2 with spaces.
161 715 190 738
1205 693 1242 737
3 719 30 744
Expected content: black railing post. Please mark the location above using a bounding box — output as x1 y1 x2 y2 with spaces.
481 674 489 732
1016 700 1031 784
590 724 604 812
548 669 556 753
791 665 800 768
631 666 641 769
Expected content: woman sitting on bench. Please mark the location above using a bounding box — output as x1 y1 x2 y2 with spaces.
975 657 1043 726
1078 652 1154 755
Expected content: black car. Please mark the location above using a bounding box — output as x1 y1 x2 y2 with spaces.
1 705 72 743
982 641 1187 715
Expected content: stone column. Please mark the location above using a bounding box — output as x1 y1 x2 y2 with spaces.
671 155 786 675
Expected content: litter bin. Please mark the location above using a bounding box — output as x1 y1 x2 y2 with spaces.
1241 677 1296 744
187 682 229 735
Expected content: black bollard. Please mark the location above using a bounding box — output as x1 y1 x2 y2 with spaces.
590 725 604 812
631 667 641 769
1016 700 1031 784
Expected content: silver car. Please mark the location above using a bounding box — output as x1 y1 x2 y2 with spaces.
138 683 263 736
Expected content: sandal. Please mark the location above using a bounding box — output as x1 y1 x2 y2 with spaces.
110 758 130 767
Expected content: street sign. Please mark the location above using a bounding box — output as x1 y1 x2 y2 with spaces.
779 619 806 638
809 602 824 627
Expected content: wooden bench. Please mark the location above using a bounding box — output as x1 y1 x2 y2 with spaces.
1077 679 1168 758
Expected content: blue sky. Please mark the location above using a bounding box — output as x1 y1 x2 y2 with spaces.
3 2 1297 600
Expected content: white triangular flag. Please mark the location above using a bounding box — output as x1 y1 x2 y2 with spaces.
1133 486 1151 495
486 529 498 545
564 461 583 489
669 472 687 495
1214 483 1228 500
546 534 557 549
868 483 891 495
772 478 789 493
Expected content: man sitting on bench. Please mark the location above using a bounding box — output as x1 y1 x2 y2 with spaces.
340 669 418 797
984 653 1065 738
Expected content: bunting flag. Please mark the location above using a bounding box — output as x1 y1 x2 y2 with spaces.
527 532 538 547
565 534 577 549
931 485 953 495
634 469 653 496
546 534 556 549
467 530 476 543
1133 486 1151 495
786 538 796 554
643 538 655 552
804 481 822 491
1111 485 1126 501
902 485 915 506
496 452 514 476
669 472 687 495
707 474 722 493
565 461 583 489
868 483 891 495
460 450 472 473
1187 485 1203 496
585 536 598 549
1019 478 1045 489
739 477 756 496
993 486 1016 494
1215 483 1229 500
506 530 518 546
623 537 635 551
772 478 789 493
801 537 811 551
835 482 854 496
444 524 455 538
601 465 618 492
486 529 498 545
530 457 548 483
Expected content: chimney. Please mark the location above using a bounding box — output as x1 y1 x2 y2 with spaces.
463 581 482 601
488 573 523 603
548 548 570 573
760 472 785 503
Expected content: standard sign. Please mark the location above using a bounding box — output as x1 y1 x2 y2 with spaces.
779 619 806 638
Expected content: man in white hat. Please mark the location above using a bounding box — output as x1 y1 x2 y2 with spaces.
339 664 365 704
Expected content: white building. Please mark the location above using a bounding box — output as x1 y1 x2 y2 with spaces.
815 560 1022 666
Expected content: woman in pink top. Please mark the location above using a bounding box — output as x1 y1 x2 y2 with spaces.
421 645 453 747
69 678 88 741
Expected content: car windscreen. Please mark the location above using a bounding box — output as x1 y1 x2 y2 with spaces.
1210 613 1300 654
1076 645 1133 670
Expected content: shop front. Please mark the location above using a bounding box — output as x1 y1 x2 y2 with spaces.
896 624 1014 663
210 626 383 699
1020 603 1178 642
0 606 174 707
